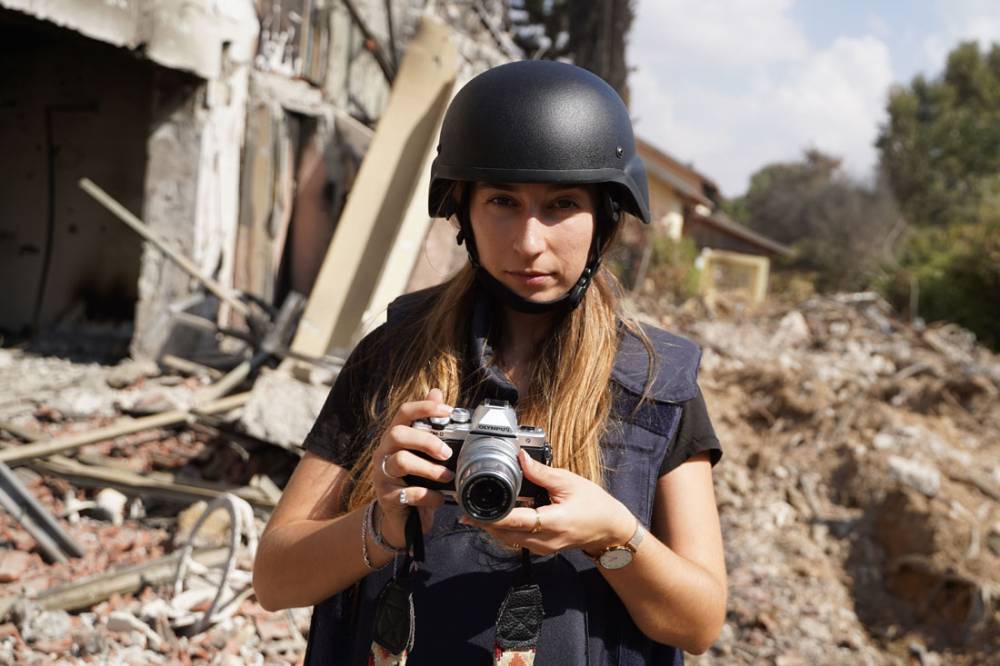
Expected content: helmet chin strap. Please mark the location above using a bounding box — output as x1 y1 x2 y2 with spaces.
454 189 617 315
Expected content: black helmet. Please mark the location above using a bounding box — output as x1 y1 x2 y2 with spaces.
429 60 650 223
428 60 650 314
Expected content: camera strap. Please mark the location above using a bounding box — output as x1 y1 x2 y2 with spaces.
493 548 544 665
368 509 424 665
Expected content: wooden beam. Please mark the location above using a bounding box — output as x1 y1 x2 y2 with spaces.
0 548 229 619
29 455 275 509
288 15 459 361
0 393 249 464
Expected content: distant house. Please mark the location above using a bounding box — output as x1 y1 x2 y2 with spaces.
634 138 792 304
635 138 793 259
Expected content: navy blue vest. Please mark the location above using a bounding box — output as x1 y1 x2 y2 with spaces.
304 289 700 665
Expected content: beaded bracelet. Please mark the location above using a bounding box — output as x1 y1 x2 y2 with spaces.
360 501 376 570
370 501 406 554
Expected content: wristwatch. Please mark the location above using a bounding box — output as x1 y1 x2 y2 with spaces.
586 519 644 570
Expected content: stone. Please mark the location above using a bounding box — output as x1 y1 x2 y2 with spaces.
987 522 1000 557
0 551 34 583
239 370 329 448
20 609 71 645
106 359 159 389
887 455 940 497
175 501 232 548
95 488 128 526
774 311 811 348
872 432 896 450
107 611 162 650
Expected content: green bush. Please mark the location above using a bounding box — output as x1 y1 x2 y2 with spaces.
878 219 1000 349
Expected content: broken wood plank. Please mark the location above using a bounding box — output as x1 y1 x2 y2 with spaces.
0 393 250 464
78 178 252 319
0 547 229 620
26 455 276 509
288 15 458 363
159 354 224 381
0 461 83 563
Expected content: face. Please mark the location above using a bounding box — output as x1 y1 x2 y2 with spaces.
468 182 596 303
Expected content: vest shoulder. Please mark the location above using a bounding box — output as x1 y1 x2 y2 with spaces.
386 285 446 327
612 322 701 403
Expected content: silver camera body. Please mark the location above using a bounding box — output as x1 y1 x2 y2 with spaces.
408 399 552 522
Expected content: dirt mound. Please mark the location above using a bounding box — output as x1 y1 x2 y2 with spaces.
638 291 1000 664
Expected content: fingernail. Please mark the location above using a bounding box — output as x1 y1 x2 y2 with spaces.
443 469 455 482
438 404 454 415
440 444 453 459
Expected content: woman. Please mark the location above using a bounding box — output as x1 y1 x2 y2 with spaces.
253 60 726 665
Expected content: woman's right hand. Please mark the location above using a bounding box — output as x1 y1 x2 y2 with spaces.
371 388 455 550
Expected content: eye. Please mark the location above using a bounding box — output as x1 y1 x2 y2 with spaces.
551 197 581 210
487 195 517 207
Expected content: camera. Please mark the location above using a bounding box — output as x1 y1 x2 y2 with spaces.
404 399 551 522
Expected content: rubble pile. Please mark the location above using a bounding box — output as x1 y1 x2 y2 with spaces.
644 292 1000 665
0 349 307 664
1 290 998 664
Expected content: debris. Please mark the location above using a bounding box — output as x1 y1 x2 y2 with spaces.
107 610 162 649
0 548 229 620
106 359 160 390
95 489 129 527
0 392 250 464
240 369 329 449
175 502 232 549
887 455 941 497
0 551 34 584
29 455 276 510
0 460 83 563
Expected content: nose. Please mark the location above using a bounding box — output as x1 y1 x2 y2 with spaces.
511 209 545 257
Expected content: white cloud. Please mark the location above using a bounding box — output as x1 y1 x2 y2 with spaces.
632 0 809 68
922 0 1000 70
629 0 893 196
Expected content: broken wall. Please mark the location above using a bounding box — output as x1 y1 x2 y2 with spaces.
0 11 153 335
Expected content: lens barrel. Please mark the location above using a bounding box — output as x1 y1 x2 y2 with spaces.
455 436 521 521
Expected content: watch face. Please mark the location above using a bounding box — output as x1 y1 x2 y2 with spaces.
599 547 633 570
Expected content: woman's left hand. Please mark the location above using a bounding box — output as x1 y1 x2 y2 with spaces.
460 449 636 556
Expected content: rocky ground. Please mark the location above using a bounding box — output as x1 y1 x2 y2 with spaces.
637 292 1000 666
0 291 998 664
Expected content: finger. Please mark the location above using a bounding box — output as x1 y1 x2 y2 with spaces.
389 396 453 429
460 507 537 532
380 486 446 512
481 529 559 556
519 449 567 491
426 387 444 404
385 424 454 461
385 450 454 484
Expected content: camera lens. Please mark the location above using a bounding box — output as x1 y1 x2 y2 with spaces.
462 476 514 521
455 435 521 522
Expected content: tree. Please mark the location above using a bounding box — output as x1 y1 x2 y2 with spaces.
731 150 903 291
875 41 1000 348
876 41 1000 228
507 0 635 102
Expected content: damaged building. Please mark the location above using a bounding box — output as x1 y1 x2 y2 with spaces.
0 0 511 365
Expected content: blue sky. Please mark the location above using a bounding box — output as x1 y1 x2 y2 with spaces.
628 0 1000 197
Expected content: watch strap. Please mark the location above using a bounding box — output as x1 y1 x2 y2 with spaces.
586 517 643 564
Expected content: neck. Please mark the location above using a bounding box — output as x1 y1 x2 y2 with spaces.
497 306 557 369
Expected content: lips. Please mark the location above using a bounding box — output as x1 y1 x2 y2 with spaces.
506 270 553 287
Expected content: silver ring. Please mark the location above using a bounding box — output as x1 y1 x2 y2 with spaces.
380 454 394 478
398 488 408 506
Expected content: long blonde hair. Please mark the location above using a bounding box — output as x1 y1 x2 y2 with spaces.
342 256 654 512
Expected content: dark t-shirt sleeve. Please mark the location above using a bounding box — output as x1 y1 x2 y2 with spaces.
659 386 722 476
302 324 387 469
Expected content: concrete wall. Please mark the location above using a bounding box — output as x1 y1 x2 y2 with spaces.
0 11 152 334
